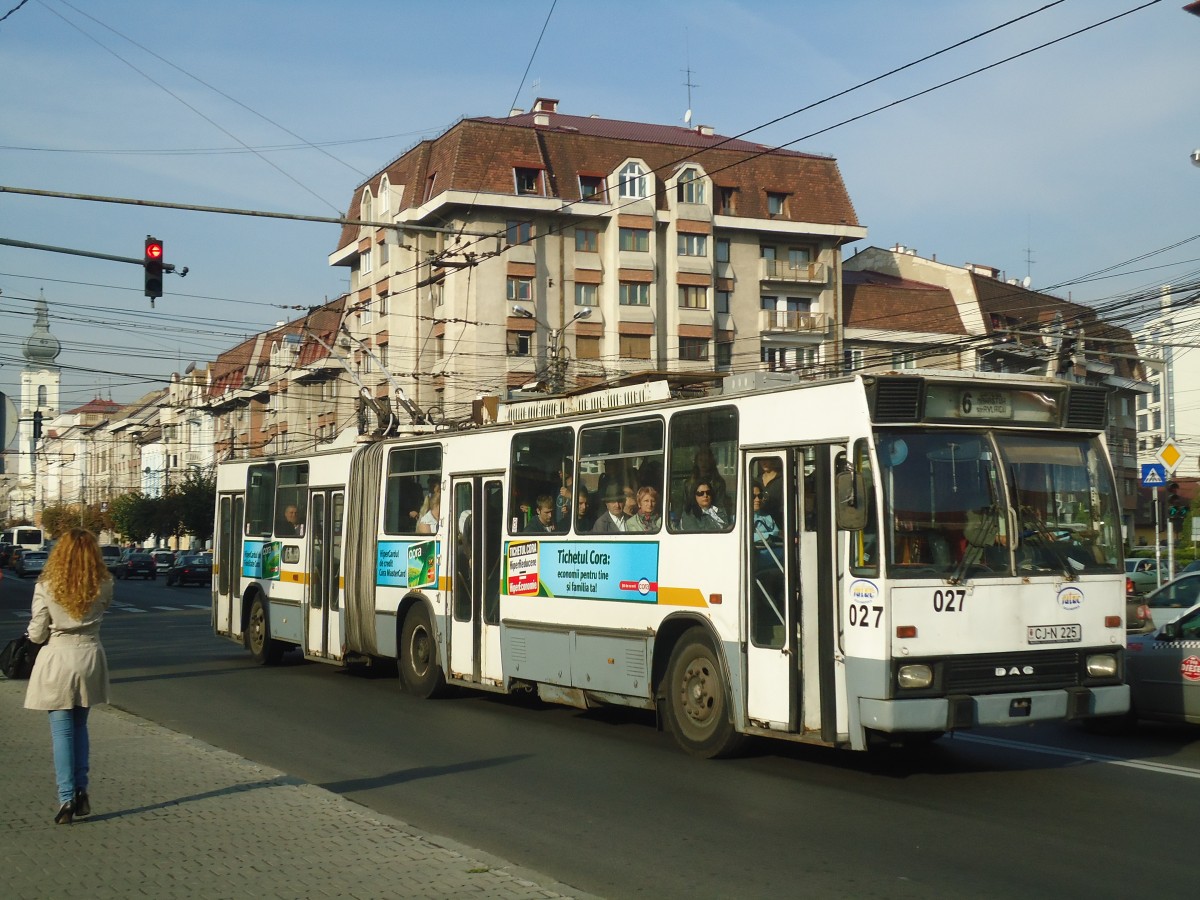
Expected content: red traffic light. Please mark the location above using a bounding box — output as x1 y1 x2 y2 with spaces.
145 241 163 261
144 235 164 299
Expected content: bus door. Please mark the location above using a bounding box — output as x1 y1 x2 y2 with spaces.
448 475 506 686
215 493 244 638
744 446 837 739
303 489 344 659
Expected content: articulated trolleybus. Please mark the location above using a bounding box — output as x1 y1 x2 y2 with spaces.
213 371 1127 756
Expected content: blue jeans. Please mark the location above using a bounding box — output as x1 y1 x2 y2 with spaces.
48 707 90 804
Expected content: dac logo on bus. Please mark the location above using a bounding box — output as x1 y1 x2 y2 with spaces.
1057 586 1084 612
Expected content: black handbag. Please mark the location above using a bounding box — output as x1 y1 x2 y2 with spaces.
0 634 42 679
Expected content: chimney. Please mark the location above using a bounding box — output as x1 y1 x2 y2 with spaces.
696 124 714 136
532 98 558 114
509 108 524 117
534 113 549 126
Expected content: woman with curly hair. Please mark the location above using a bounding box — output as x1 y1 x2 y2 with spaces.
24 528 114 825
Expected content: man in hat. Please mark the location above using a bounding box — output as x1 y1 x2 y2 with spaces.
592 483 628 533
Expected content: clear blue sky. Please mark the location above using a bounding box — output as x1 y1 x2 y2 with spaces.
1 0 1197 415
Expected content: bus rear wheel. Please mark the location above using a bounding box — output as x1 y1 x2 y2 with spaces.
662 629 745 759
400 604 446 698
247 596 285 665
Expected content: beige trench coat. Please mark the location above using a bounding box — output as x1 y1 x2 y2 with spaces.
23 579 113 711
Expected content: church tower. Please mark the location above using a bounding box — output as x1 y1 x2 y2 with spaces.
17 291 61 486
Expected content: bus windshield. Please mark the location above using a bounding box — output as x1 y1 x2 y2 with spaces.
876 430 1120 580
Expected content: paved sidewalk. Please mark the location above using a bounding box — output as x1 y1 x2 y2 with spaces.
0 679 593 899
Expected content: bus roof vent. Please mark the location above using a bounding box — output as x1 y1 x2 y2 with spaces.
499 381 671 424
870 377 924 423
1065 386 1107 429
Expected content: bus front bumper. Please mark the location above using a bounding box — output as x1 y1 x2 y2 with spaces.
859 683 1129 734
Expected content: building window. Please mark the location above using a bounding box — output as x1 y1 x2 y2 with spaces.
575 283 598 307
361 300 373 325
360 248 372 276
508 332 531 356
576 335 601 360
619 282 650 306
677 167 705 204
618 162 647 199
378 240 390 267
619 334 651 359
378 292 389 316
380 344 389 368
619 227 649 252
575 228 599 252
716 290 731 314
891 350 917 370
716 186 736 215
579 175 606 202
424 173 437 202
844 348 865 371
1152 410 1162 430
679 285 708 309
678 233 707 257
378 178 390 215
767 192 787 216
507 276 532 301
514 167 542 195
430 282 444 307
680 337 710 361
788 246 812 268
506 220 532 245
716 340 733 368
715 238 730 263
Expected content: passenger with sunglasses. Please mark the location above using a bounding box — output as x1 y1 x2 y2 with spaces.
681 480 730 532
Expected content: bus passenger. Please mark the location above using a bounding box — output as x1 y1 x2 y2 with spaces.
524 496 557 533
690 446 729 510
626 486 661 533
417 480 442 534
681 480 729 531
574 487 596 532
278 503 304 537
592 484 628 533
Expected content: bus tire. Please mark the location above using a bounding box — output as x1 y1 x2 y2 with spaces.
247 595 285 666
662 628 745 759
399 604 445 698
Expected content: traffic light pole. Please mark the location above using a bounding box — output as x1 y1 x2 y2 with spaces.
1154 486 1162 588
0 237 183 274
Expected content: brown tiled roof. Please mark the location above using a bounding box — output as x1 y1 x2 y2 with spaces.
843 270 966 334
66 397 122 416
335 106 859 252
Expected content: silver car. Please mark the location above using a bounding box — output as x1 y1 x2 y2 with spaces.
1125 602 1200 725
14 550 48 578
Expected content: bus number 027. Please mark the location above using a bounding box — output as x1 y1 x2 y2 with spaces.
849 604 882 628
933 589 966 612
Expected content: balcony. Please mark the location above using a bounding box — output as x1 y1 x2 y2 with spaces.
760 259 826 284
759 310 828 335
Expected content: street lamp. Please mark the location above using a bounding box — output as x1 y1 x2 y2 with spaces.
511 304 592 394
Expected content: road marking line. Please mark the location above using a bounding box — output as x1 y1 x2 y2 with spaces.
151 605 179 611
956 733 1200 779
185 605 210 610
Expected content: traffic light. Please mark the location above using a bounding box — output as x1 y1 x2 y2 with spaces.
1166 481 1188 524
144 236 164 299
32 410 43 440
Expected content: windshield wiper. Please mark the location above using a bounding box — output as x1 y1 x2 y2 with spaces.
1016 504 1077 581
950 506 999 585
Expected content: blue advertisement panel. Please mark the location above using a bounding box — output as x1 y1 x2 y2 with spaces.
505 540 660 603
242 540 281 580
377 539 439 588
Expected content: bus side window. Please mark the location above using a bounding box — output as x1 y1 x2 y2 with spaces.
668 407 738 533
509 427 574 534
384 445 442 535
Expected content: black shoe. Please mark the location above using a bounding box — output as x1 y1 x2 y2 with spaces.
54 801 74 825
74 790 90 818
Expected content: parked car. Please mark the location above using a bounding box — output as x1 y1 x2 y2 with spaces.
100 545 123 574
1124 601 1200 726
165 554 212 587
1126 593 1153 634
1125 558 1167 595
0 543 15 568
14 549 48 578
152 550 175 574
115 550 157 580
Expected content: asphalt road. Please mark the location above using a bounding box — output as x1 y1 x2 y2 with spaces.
3 571 1196 898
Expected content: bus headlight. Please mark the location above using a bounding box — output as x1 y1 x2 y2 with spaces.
897 664 933 689
1085 653 1118 679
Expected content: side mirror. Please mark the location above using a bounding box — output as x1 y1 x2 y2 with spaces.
1158 621 1182 642
835 469 869 531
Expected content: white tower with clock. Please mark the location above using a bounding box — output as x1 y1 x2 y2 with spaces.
15 291 61 501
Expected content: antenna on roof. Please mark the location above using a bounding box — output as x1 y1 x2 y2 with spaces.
681 30 697 126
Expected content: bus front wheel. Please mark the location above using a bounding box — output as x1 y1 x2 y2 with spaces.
662 629 745 759
247 596 285 666
400 604 446 698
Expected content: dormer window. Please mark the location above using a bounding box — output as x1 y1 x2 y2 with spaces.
767 192 787 216
359 188 372 222
579 174 606 202
514 167 543 195
677 167 705 204
378 176 391 215
618 162 647 199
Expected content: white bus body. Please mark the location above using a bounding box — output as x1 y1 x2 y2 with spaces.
2 526 45 554
213 372 1128 755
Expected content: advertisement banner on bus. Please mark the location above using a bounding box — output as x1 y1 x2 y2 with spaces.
377 539 439 589
505 540 659 603
242 540 281 580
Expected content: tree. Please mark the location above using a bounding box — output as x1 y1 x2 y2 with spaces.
39 503 107 538
177 467 217 543
108 492 155 544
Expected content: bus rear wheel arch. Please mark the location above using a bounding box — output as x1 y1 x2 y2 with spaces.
398 601 447 699
660 626 745 759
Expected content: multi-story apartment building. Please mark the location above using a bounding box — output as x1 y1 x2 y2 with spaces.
327 98 866 423
1135 286 1197 474
844 245 1146 543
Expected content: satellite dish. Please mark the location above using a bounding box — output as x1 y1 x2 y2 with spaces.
684 108 692 125
184 361 196 374
1021 276 1032 289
